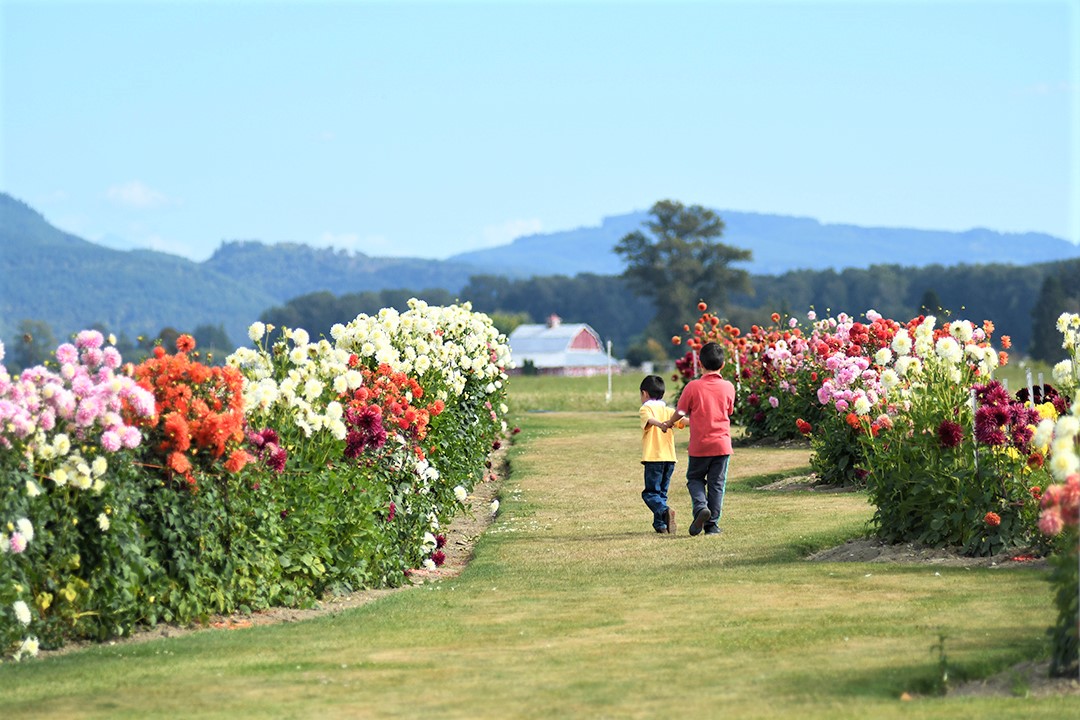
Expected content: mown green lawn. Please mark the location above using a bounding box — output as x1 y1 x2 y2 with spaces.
0 409 1069 719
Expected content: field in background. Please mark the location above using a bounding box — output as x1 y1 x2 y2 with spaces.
507 371 644 414
507 354 1054 418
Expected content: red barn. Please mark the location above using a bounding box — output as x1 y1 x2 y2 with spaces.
507 315 619 376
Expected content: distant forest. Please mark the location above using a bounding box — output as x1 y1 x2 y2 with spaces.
260 259 1080 365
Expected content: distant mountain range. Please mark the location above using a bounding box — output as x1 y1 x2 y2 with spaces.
2 191 1077 349
449 209 1079 277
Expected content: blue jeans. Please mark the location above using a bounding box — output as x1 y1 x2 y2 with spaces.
686 455 729 531
642 461 674 531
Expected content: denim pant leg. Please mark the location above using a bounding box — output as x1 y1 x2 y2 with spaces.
658 462 673 510
642 463 669 529
685 456 710 517
687 455 730 528
705 455 730 529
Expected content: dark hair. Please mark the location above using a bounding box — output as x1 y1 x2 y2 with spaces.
639 374 666 400
699 342 725 371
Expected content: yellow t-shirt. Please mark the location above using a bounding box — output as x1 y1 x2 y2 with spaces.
639 400 684 463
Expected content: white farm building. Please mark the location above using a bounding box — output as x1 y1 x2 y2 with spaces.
507 315 620 376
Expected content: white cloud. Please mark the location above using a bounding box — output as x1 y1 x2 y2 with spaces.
481 218 543 248
106 181 170 209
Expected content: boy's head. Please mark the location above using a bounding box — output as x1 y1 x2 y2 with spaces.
699 342 725 371
639 374 666 400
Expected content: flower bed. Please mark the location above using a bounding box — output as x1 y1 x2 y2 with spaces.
1 300 510 662
672 303 1079 674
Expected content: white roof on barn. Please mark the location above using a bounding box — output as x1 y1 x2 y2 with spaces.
508 317 613 369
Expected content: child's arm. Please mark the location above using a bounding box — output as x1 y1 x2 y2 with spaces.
644 417 669 432
662 409 687 431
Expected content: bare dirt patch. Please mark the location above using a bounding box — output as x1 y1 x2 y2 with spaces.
945 659 1080 698
755 474 855 493
40 451 505 658
806 537 1046 569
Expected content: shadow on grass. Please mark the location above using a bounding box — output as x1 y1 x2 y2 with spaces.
815 631 1051 699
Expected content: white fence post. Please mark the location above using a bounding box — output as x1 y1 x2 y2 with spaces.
605 340 612 403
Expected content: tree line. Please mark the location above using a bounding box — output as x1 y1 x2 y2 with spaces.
256 249 1076 366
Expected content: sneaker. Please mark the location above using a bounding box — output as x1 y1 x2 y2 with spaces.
663 507 676 534
705 526 723 536
689 508 710 536
655 525 667 534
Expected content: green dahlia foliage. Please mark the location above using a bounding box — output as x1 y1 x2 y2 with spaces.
1033 312 1080 677
1 300 511 661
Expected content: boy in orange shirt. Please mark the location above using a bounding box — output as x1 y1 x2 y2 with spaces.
639 375 685 534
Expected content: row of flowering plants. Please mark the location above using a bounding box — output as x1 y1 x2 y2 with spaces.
1 299 511 662
671 303 1080 674
1035 313 1080 676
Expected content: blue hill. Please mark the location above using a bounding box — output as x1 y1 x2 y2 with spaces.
449 209 1079 277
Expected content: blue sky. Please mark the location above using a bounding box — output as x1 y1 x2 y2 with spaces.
1 0 1077 262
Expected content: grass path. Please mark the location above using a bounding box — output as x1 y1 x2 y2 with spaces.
0 411 1070 718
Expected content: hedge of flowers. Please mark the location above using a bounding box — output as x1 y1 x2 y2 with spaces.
1033 313 1080 677
672 304 1080 674
1 299 510 662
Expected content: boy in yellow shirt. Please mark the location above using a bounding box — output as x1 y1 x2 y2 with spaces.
639 375 685 534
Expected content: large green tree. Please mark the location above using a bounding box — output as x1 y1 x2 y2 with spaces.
615 200 752 344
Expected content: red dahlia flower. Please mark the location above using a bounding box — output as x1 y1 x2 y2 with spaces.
936 420 963 449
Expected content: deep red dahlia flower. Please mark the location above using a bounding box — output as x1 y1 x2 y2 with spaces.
936 420 963 449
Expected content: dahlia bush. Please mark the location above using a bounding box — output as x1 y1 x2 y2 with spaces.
669 303 822 439
798 311 1049 554
670 303 1059 554
1 331 156 655
2 300 511 661
331 299 511 517
1034 312 1080 677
